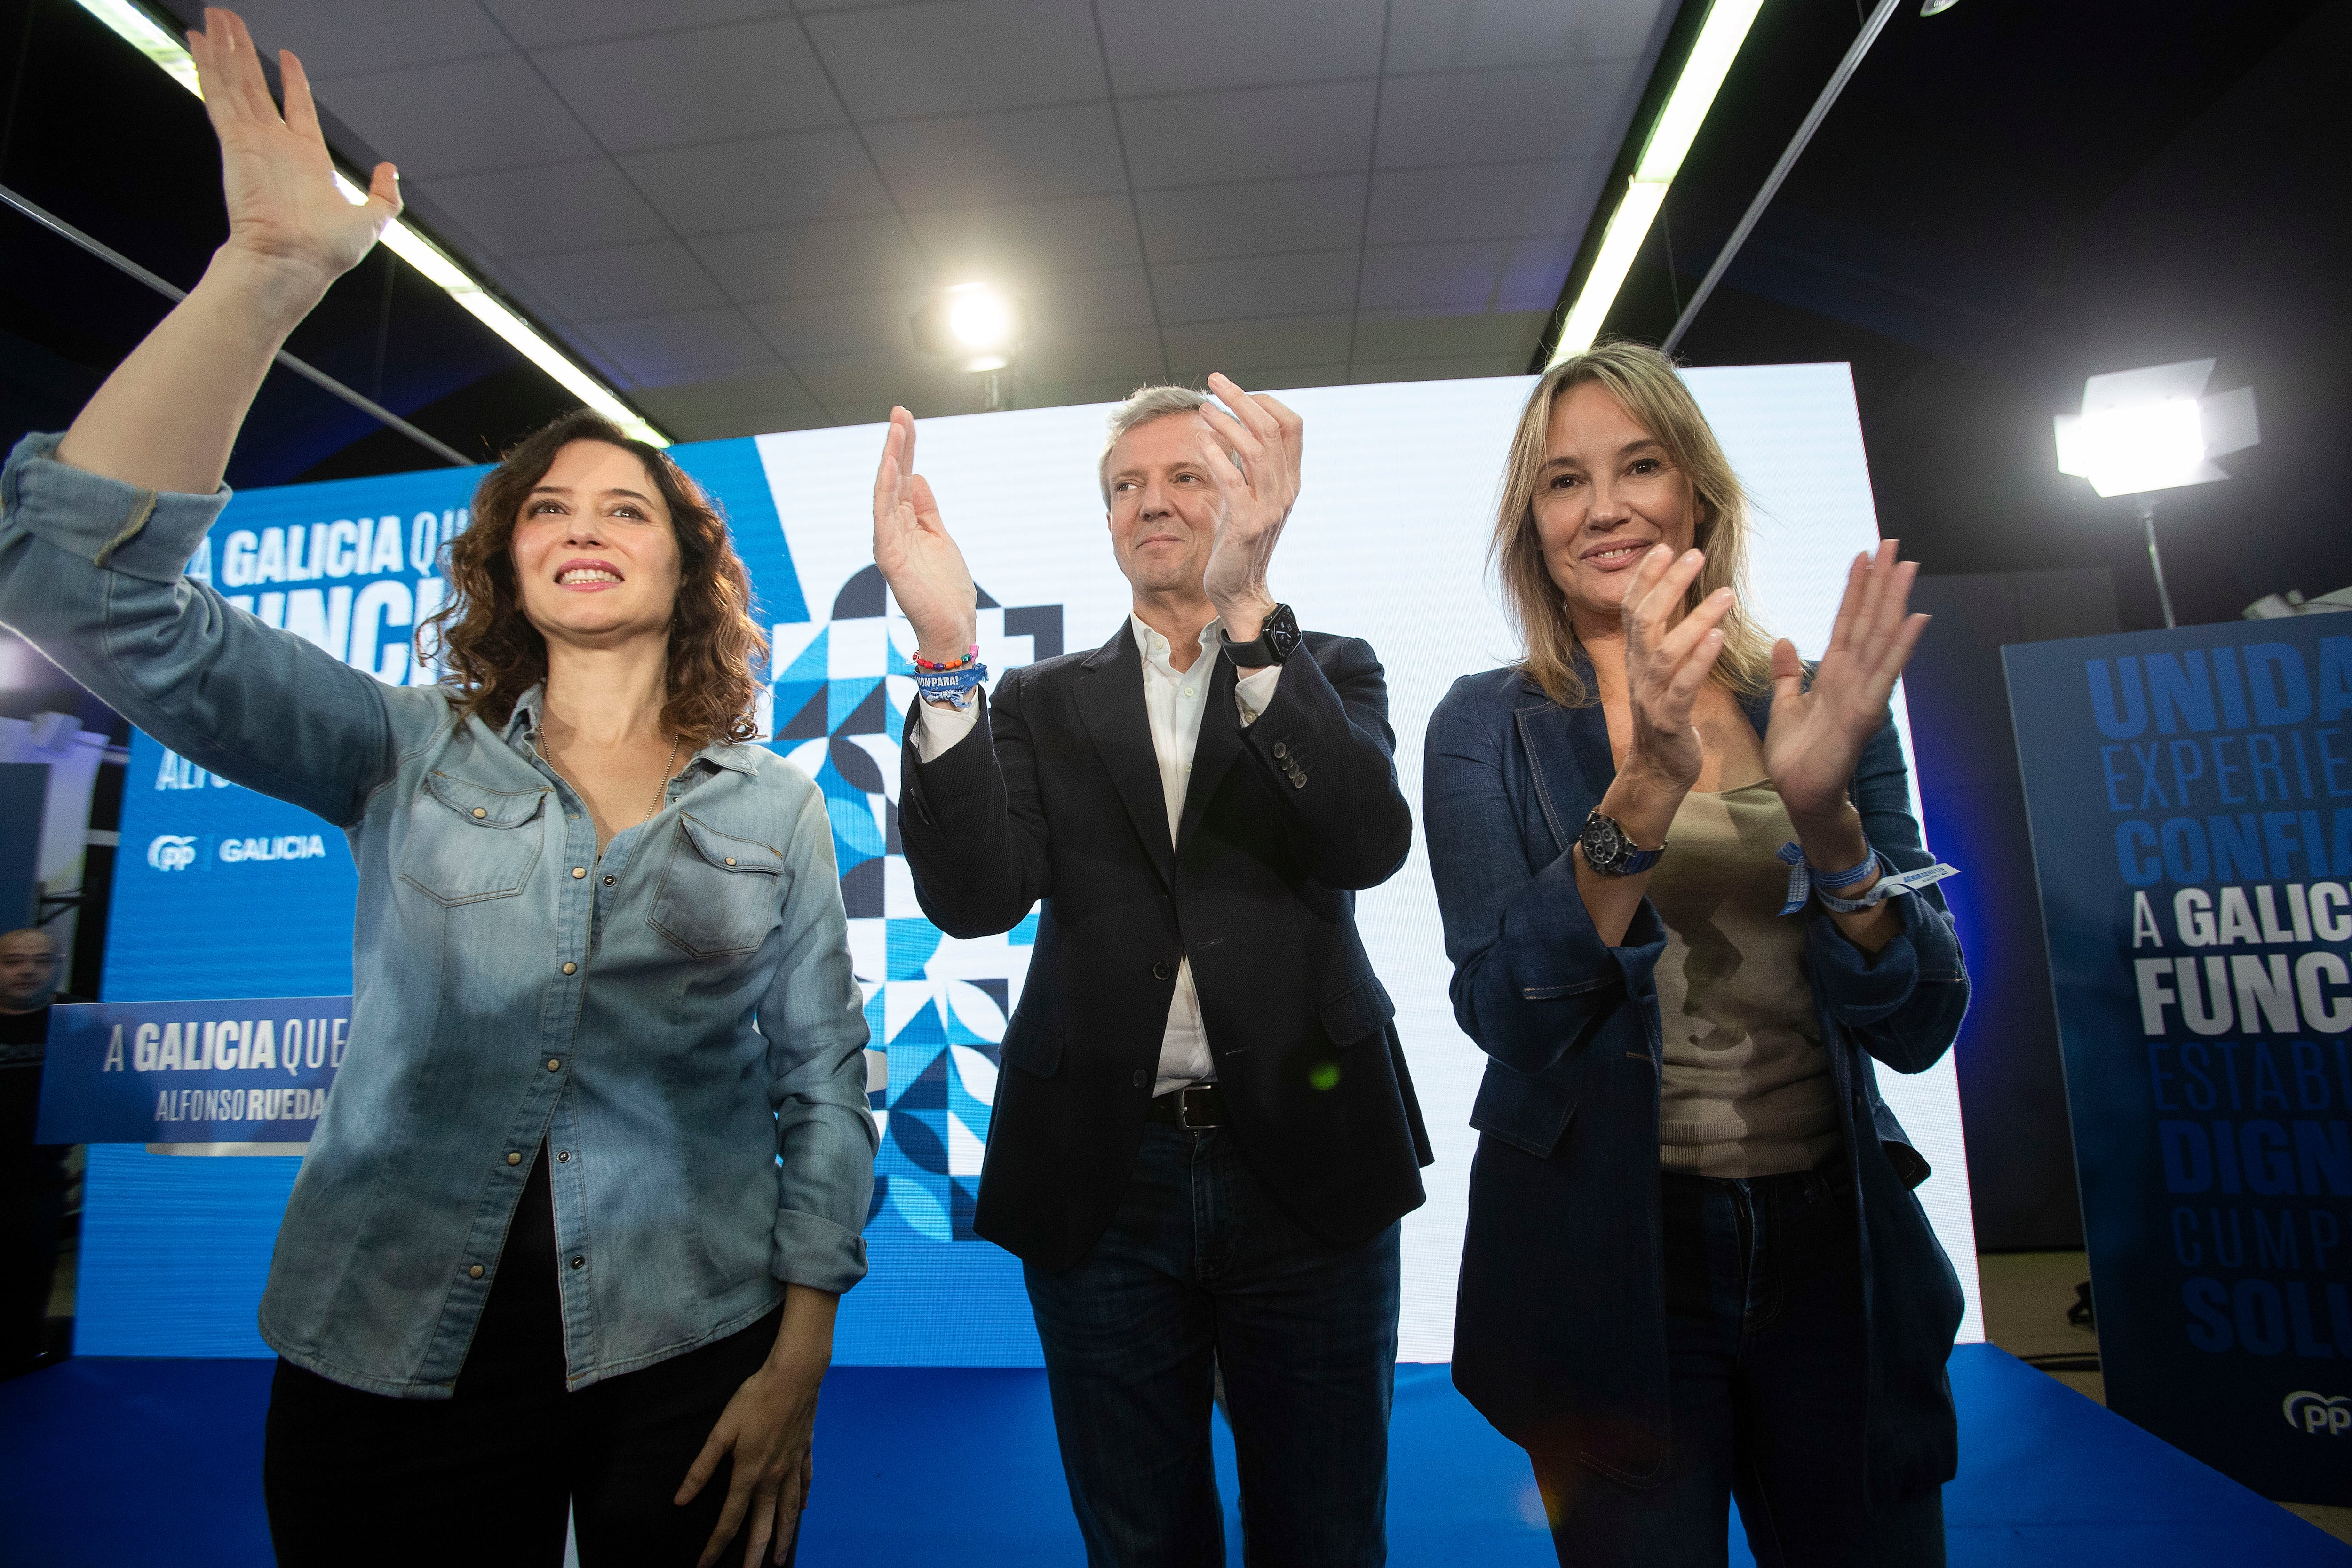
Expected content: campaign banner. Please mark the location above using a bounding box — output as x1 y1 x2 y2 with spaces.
37 996 348 1145
2006 619 2352 1502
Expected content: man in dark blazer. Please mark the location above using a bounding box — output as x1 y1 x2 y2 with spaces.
870 374 1431 1567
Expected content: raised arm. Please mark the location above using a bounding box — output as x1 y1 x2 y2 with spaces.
61 9 399 492
0 10 414 825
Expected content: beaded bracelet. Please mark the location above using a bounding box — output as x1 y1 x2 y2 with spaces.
912 645 980 673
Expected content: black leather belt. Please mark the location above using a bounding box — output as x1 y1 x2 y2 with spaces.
1147 1083 1225 1129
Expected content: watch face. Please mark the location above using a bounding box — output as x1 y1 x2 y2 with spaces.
1264 603 1301 660
1579 810 1627 870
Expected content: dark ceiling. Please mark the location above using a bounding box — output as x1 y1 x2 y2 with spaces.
0 0 2345 634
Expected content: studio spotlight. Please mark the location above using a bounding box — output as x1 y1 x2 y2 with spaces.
912 283 1027 409
2054 359 2259 628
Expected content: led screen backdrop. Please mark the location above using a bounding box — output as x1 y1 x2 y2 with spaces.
88 366 1981 1364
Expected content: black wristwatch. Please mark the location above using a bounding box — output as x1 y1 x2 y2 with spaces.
1579 809 1667 876
1218 603 1300 667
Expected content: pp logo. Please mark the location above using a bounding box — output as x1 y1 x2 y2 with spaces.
147 835 198 872
2282 1390 2352 1435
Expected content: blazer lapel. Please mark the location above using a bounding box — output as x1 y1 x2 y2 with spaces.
1074 620 1176 884
1174 649 1243 860
1511 674 1617 859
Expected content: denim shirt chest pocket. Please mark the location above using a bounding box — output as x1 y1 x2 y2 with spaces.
650 812 786 959
399 771 550 905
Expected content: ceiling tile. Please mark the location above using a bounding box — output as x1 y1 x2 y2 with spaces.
1358 240 1513 312
1162 315 1353 372
578 306 782 385
424 159 673 257
1025 266 1160 333
235 0 510 78
1367 160 1600 246
1351 308 1549 361
532 19 844 153
1150 250 1359 324
1384 0 1670 73
745 292 926 360
791 350 969 409
637 370 818 426
906 194 1144 283
691 217 932 304
319 56 602 179
621 128 896 235
803 0 1105 119
1134 175 1365 264
1498 232 1579 311
1376 65 1631 169
482 0 792 49
1096 0 1385 96
1017 326 1166 386
1119 80 1376 189
865 104 1128 211
505 240 731 323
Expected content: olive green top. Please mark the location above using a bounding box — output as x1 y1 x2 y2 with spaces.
1648 780 1841 1177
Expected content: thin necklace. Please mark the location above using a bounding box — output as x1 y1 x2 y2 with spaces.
539 732 681 831
645 735 681 825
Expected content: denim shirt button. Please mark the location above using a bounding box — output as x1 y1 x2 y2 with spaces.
471 807 486 818
562 962 577 975
570 1256 585 1270
556 1150 570 1162
602 875 615 886
468 1265 484 1279
506 1151 521 1166
572 866 587 878
547 1059 561 1072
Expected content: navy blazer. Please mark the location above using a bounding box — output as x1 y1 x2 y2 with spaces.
900 621 1434 1272
1423 664 1969 1499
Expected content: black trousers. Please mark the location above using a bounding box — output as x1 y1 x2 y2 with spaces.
264 1146 791 1567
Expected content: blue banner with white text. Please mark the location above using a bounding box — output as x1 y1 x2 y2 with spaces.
37 997 347 1144
2006 620 2352 1502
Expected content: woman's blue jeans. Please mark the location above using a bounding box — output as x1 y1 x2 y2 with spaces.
1534 1159 1947 1567
1024 1121 1403 1568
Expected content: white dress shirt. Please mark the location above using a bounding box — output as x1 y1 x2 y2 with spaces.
913 615 1283 1095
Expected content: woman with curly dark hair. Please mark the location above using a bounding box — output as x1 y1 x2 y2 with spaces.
0 14 870 1567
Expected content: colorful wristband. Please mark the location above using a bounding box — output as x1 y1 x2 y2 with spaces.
912 661 989 709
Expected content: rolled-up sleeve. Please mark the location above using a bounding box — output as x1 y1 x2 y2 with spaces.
759 776 879 1293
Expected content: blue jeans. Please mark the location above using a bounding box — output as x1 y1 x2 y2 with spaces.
1024 1122 1402 1568
1534 1160 1946 1568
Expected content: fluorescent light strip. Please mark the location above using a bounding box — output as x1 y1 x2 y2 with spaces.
1548 0 1765 366
75 0 667 448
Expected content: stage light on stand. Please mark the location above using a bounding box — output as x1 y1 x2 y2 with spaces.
912 283 1027 411
2054 359 2258 629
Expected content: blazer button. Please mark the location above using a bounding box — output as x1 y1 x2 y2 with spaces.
1272 742 1287 759
1132 1070 1150 1089
1152 961 1173 980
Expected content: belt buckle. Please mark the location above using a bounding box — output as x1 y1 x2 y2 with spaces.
1177 1085 1217 1130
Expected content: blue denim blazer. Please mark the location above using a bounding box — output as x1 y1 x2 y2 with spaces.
1424 663 1969 1496
0 435 875 1397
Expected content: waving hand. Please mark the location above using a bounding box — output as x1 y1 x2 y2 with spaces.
871 407 979 665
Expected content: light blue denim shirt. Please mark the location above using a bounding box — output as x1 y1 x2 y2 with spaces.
0 433 874 1397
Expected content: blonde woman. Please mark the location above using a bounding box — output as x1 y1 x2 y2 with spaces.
1423 343 1967 1565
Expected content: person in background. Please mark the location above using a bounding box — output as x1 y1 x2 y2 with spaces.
1424 342 1969 1566
0 927 75 1377
0 13 873 1566
873 381 1432 1567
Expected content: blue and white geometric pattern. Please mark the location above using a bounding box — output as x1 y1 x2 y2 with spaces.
767 564 1062 1242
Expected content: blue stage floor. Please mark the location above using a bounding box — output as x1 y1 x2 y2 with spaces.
1 1344 2342 1565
